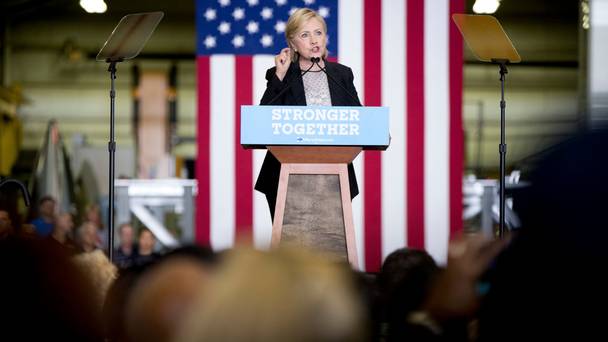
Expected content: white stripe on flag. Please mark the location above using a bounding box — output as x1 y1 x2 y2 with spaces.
339 0 365 270
210 56 236 251
252 55 275 250
381 0 407 260
424 0 450 264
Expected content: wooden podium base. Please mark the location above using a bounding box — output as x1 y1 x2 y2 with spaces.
271 163 359 269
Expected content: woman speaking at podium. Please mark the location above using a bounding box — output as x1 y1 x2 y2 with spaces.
255 8 362 220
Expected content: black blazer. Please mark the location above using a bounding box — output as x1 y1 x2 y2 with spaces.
255 61 362 200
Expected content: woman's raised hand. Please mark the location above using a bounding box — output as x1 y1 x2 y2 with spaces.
274 47 291 81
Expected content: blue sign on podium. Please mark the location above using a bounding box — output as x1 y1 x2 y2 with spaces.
240 105 389 149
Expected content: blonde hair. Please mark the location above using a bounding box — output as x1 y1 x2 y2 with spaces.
126 257 211 342
72 250 118 311
285 8 328 61
177 248 365 342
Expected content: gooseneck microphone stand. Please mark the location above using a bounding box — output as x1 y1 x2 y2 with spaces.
265 58 317 105
313 58 361 105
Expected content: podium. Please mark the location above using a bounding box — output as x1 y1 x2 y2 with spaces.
241 105 389 269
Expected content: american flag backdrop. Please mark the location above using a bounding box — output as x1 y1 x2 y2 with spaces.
195 0 464 271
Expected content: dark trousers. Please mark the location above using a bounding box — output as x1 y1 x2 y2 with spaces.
265 193 276 222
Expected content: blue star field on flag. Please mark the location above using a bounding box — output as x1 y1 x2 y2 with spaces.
196 0 338 56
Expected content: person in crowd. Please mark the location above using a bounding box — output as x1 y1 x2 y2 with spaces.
84 203 106 250
75 221 99 253
176 247 366 342
73 249 118 313
0 209 13 239
396 234 509 341
377 248 440 341
125 256 212 342
104 265 150 342
478 129 608 341
114 222 137 269
44 211 76 254
30 195 56 236
349 270 382 342
0 235 103 340
133 228 159 266
104 245 217 342
255 8 361 220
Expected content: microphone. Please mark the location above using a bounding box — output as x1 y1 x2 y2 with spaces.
265 62 317 105
313 58 361 105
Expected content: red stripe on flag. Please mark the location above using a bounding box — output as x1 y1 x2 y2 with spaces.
364 0 382 272
406 0 425 249
234 56 254 242
449 0 465 237
196 56 211 245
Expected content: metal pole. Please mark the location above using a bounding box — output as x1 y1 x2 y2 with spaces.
108 61 118 262
498 61 508 238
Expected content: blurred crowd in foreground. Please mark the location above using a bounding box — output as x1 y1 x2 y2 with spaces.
1 129 607 341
